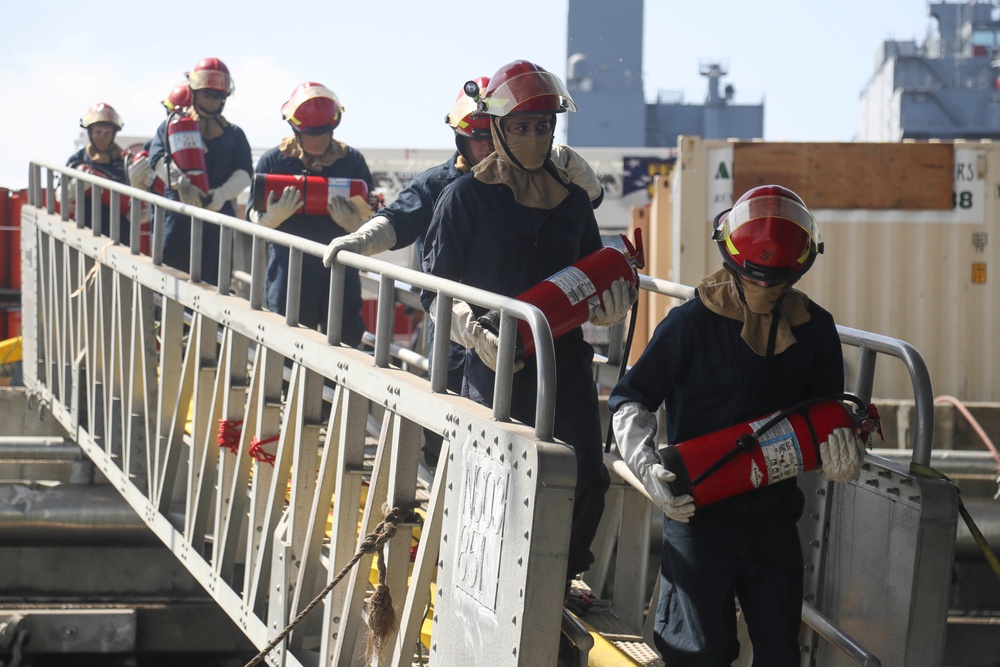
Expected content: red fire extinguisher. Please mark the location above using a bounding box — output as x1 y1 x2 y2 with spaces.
252 173 376 217
658 394 883 508
479 230 645 359
166 113 210 194
71 163 135 213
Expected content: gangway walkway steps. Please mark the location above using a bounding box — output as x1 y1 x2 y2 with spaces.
16 160 964 666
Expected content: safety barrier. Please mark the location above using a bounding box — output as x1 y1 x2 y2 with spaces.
22 161 581 666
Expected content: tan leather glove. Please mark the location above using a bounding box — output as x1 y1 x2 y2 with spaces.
820 427 865 483
550 144 603 200
253 186 303 229
127 155 156 191
172 170 206 207
590 278 639 326
429 298 523 373
327 195 365 232
612 402 696 521
206 169 250 212
322 215 397 267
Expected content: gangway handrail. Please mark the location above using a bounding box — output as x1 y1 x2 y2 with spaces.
835 325 935 466
27 161 560 440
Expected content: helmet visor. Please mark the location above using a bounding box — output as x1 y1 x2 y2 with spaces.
484 71 576 116
714 195 822 250
188 69 234 94
282 85 340 128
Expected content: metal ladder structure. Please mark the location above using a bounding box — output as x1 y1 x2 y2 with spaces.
16 161 960 666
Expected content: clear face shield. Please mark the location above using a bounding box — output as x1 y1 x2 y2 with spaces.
482 71 577 116
187 69 235 95
713 195 823 251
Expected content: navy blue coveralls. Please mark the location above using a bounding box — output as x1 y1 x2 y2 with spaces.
383 152 467 390
609 292 844 665
148 119 252 286
421 171 611 577
249 145 373 347
66 149 131 246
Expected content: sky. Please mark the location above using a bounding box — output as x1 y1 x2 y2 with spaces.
0 0 935 190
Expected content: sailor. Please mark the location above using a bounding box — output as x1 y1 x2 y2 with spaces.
420 59 631 587
148 57 253 285
247 82 373 346
322 75 605 465
610 185 866 665
64 102 132 245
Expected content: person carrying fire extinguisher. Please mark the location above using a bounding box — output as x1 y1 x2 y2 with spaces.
609 184 867 665
62 102 132 246
322 76 604 468
148 57 252 286
420 60 634 587
246 82 373 346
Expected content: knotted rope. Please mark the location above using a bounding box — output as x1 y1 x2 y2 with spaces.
244 502 418 667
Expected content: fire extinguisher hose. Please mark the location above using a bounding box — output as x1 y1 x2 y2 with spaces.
689 392 871 487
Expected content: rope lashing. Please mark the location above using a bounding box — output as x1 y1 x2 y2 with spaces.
244 502 419 667
249 433 280 466
217 419 243 454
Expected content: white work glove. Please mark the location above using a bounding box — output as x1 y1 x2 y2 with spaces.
429 298 523 373
328 195 365 232
127 155 156 191
550 144 603 201
176 177 206 207
205 169 250 212
56 176 77 207
154 159 195 191
138 202 152 225
612 402 696 522
590 278 638 326
322 215 398 267
154 159 212 208
819 427 865 483
252 186 303 229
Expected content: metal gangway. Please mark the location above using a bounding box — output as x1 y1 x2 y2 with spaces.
16 161 960 666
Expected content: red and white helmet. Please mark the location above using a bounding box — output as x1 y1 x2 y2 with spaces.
186 57 234 95
281 82 343 134
446 77 491 138
480 60 576 117
162 81 193 113
712 184 823 283
80 103 123 130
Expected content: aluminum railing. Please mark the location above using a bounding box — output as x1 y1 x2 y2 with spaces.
21 161 581 666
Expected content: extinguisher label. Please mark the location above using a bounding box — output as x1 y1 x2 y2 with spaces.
169 130 204 152
547 266 596 306
751 415 804 485
326 178 353 203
